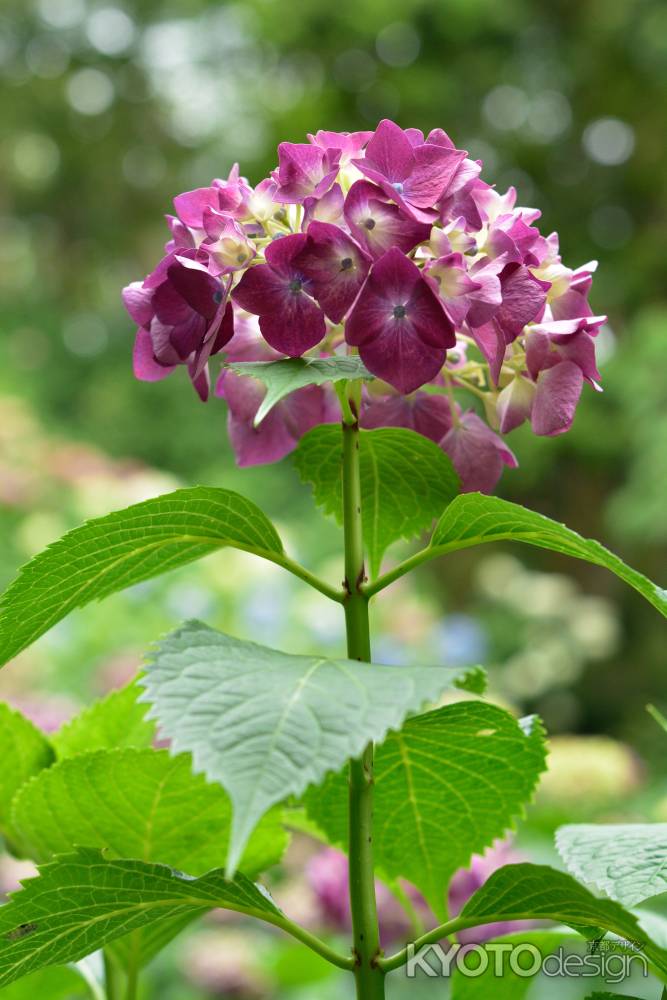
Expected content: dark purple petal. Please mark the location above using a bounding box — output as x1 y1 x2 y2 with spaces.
166 261 220 320
264 232 309 275
258 293 326 357
357 328 447 394
361 391 453 442
531 360 584 436
494 263 550 342
295 222 371 323
232 263 290 317
441 411 517 493
344 181 431 259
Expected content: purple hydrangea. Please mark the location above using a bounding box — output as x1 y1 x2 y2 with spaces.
123 119 605 491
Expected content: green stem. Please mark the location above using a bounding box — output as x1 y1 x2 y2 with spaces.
103 951 120 1000
342 418 385 1000
124 962 138 1000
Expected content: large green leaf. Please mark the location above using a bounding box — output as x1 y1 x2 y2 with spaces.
557 824 667 908
450 930 572 1000
52 682 155 758
227 356 371 425
11 747 287 877
0 965 94 999
0 487 285 667
294 425 459 577
141 620 481 876
0 704 53 847
457 864 667 974
0 848 282 989
304 702 546 916
415 494 666 616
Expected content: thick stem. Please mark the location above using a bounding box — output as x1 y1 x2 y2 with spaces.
342 418 385 1000
103 951 120 1000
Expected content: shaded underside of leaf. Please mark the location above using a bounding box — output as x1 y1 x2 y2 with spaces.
0 486 284 667
304 701 547 917
141 619 480 876
227 356 371 425
294 425 459 577
429 493 667 617
557 823 667 908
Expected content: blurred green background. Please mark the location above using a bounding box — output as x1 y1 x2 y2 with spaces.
1 0 666 996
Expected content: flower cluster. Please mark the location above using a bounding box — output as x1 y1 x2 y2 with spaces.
123 120 605 492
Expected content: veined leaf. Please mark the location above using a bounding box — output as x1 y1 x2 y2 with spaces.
10 747 288 971
52 682 155 758
0 848 281 989
0 965 94 999
557 824 667 908
457 864 667 975
227 356 371 425
422 494 666 616
294 426 459 577
0 704 53 846
304 702 546 916
450 930 574 1000
141 620 481 876
11 747 287 878
0 487 284 667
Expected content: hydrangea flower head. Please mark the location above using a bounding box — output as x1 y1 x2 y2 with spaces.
123 119 605 493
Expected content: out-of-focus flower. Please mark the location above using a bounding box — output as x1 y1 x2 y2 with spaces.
449 841 532 943
123 118 606 488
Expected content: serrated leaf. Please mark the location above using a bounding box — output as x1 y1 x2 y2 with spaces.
427 494 667 617
227 356 371 425
458 864 667 975
52 682 155 758
0 487 284 667
10 747 288 971
0 848 281 989
304 702 546 917
0 704 54 847
294 426 460 577
141 620 480 876
11 747 286 878
557 824 667 908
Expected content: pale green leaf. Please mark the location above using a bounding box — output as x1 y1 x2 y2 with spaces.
0 848 281 989
458 863 667 975
304 702 546 916
141 620 481 876
0 487 284 667
52 682 155 758
557 824 667 908
0 704 53 847
294 426 459 577
227 356 371 425
586 994 645 999
11 747 287 878
426 494 667 617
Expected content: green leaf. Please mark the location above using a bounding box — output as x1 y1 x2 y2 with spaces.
141 620 481 876
304 702 546 917
0 848 281 989
450 930 571 1000
557 824 667 908
0 704 53 847
0 966 93 999
458 863 667 975
294 426 460 577
11 747 287 878
586 994 645 999
426 494 667 617
0 487 285 667
10 747 288 971
648 705 667 733
51 682 155 758
227 356 371 425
